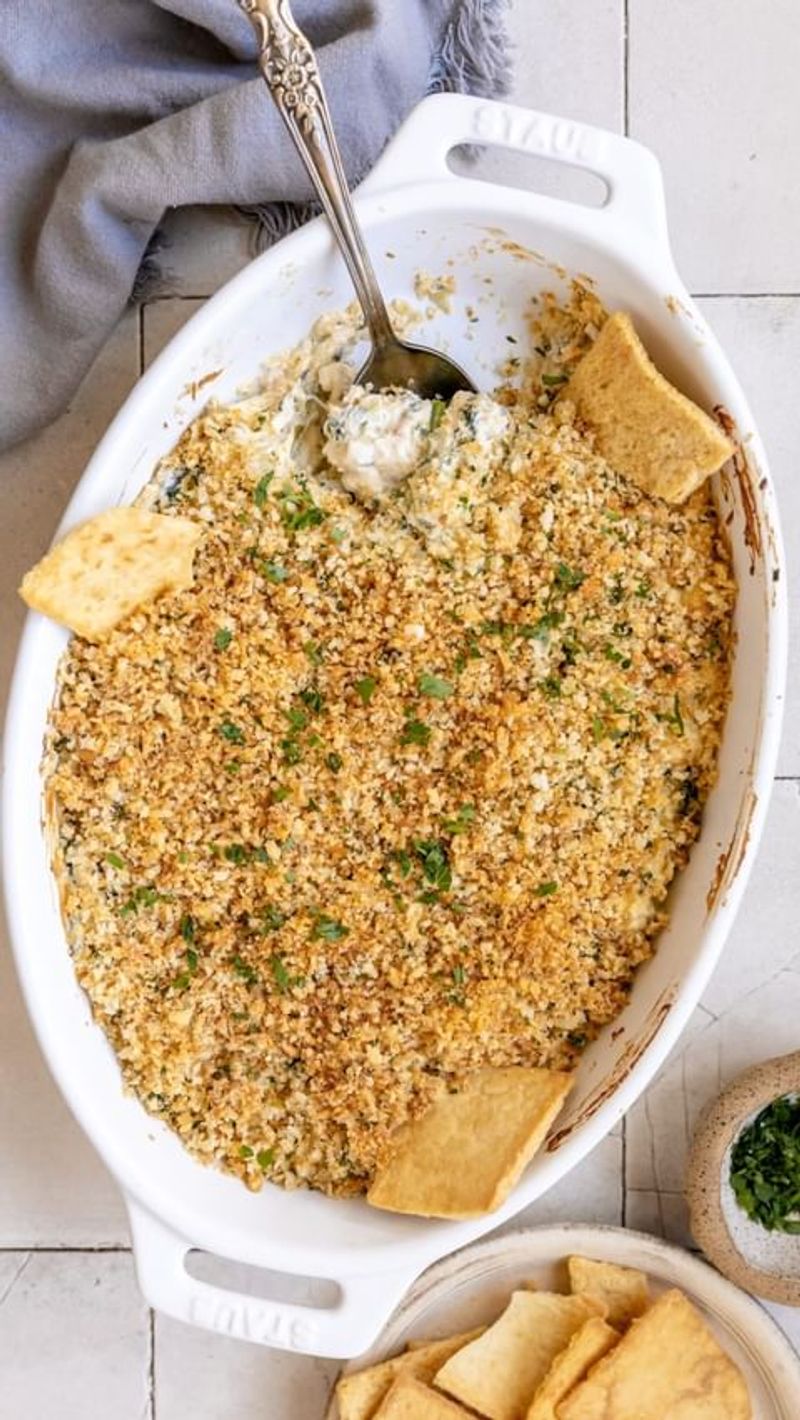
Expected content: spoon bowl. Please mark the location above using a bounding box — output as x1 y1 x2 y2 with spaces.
240 0 476 400
356 338 475 401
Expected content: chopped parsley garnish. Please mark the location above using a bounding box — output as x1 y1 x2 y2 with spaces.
180 914 196 944
218 720 245 745
325 751 342 773
429 398 446 431
231 954 258 985
213 627 233 651
271 785 290 803
172 945 199 991
278 482 326 533
304 641 324 666
448 962 467 1005
281 737 303 765
299 686 324 714
539 675 562 699
312 914 349 942
535 880 558 897
541 371 569 387
519 611 564 642
262 561 287 583
253 473 273 508
257 1148 276 1170
260 905 286 933
224 844 249 865
120 885 169 915
285 707 308 732
413 839 452 893
239 1144 254 1159
225 760 241 774
635 576 652 599
105 852 125 870
608 573 625 605
554 562 585 593
657 693 685 737
270 954 303 993
419 673 454 699
604 644 632 669
730 1096 800 1233
392 849 412 878
400 717 431 747
355 675 377 704
441 804 476 836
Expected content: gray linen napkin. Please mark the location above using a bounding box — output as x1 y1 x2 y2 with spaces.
1 0 511 452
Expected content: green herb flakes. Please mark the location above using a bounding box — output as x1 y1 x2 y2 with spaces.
535 880 558 897
419 673 454 699
232 954 258 985
413 839 452 893
218 720 245 745
278 483 326 534
539 675 562 700
554 562 585 593
355 675 377 704
105 852 125 870
270 954 295 993
262 561 287 583
325 751 342 773
213 627 233 651
441 804 475 836
260 905 286 933
400 717 431 747
312 914 349 942
429 398 446 431
730 1096 800 1233
253 473 273 508
257 1148 275 1170
299 686 325 714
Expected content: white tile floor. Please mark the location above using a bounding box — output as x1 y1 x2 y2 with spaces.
2 3 799 1415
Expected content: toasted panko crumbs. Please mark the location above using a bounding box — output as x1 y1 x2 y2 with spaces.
46 289 734 1197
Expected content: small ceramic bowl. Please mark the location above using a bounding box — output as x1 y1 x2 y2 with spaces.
687 1050 800 1305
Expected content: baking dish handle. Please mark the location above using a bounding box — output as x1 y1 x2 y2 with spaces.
127 1200 420 1358
358 92 670 253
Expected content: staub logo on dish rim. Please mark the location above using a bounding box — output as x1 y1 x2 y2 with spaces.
188 1291 317 1350
470 104 598 165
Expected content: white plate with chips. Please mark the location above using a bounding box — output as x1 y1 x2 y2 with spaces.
326 1225 800 1419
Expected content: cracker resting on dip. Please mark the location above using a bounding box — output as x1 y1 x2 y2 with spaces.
367 1067 574 1219
565 311 733 504
19 507 202 641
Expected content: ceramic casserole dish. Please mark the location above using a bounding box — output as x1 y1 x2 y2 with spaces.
2 93 787 1358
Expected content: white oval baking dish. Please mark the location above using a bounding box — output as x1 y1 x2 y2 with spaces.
3 93 787 1359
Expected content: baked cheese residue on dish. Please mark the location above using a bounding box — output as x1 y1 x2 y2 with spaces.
44 289 735 1197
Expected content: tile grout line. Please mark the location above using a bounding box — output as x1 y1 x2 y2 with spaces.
621 1116 628 1226
692 291 800 299
623 0 630 136
0 1245 131 1254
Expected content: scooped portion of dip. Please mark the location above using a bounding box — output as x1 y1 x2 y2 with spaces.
324 386 433 500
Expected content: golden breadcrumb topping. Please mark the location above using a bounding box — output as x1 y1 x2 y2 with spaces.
45 292 734 1196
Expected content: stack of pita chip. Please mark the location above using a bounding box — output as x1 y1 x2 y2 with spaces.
334 1257 751 1419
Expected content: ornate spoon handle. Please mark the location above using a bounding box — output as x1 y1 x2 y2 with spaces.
239 0 395 347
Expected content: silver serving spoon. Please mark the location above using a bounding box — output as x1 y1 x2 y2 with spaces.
239 0 475 400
